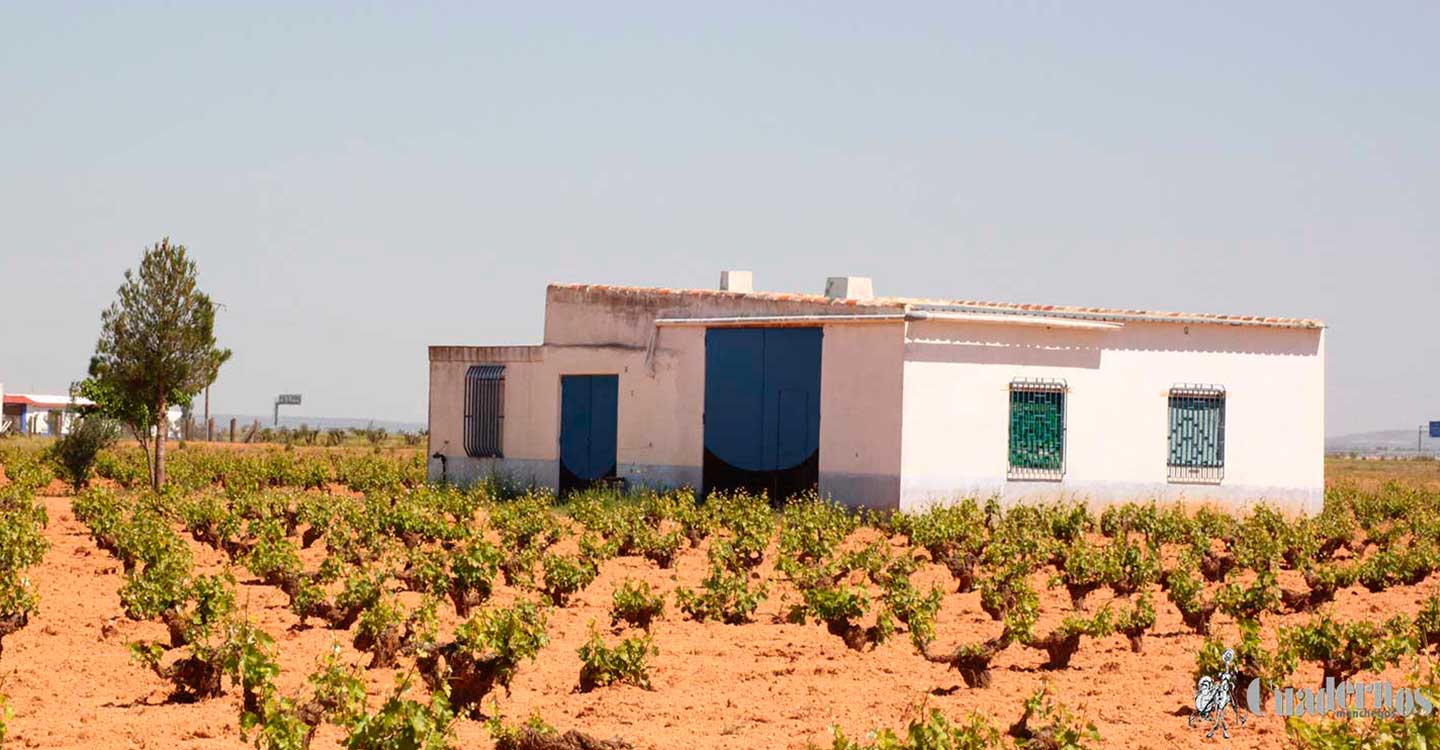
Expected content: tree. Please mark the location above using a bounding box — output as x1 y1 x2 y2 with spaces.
80 238 230 490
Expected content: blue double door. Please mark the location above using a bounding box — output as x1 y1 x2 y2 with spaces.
702 327 822 504
559 374 619 495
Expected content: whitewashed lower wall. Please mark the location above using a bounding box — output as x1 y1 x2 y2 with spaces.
898 319 1325 513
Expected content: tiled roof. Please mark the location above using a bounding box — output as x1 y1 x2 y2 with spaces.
548 283 1324 329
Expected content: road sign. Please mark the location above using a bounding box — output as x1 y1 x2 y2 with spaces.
1430 421 1440 439
274 394 302 426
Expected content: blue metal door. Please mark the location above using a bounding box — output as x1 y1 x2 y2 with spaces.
560 374 618 494
703 327 821 503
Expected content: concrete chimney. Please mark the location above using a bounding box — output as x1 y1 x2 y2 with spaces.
824 276 874 301
719 270 753 293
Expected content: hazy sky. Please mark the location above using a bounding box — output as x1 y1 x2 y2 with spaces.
2 3 1435 435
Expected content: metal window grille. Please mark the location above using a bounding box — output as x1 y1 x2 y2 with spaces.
1168 384 1224 483
1008 379 1066 480
464 365 505 458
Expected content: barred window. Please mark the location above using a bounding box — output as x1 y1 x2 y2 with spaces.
1168 385 1224 483
1008 379 1066 480
464 365 504 458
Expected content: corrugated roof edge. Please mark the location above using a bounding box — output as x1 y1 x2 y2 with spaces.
547 283 1324 329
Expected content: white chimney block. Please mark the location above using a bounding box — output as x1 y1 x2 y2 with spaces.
720 270 753 293
825 276 874 301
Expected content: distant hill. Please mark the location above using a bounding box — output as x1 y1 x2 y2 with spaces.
1326 428 1438 454
209 414 425 434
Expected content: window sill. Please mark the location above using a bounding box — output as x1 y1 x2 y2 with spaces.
1007 469 1065 482
1167 467 1223 485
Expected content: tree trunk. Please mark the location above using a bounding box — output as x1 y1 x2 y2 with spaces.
154 397 168 491
129 425 154 489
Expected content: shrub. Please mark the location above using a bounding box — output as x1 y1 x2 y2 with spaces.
675 564 767 624
576 627 656 692
500 546 540 590
449 538 501 616
978 563 1036 623
1051 539 1105 608
634 527 684 569
353 595 406 669
1009 684 1102 750
540 554 599 606
222 618 282 716
0 485 49 657
489 492 563 551
51 417 119 489
1279 611 1417 686
487 713 561 750
708 491 774 568
1416 594 1440 652
778 494 857 567
904 501 986 593
881 579 944 651
1196 620 1294 704
244 521 303 587
830 707 1001 750
792 583 883 651
921 636 1010 689
416 600 549 715
1164 553 1216 634
1113 594 1156 653
343 674 454 750
399 548 453 598
1215 569 1280 624
330 569 387 630
1100 536 1160 596
611 579 665 630
1028 608 1113 670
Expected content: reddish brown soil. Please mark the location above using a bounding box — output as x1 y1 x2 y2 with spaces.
3 494 1434 750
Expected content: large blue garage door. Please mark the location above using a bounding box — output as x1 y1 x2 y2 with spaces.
560 374 618 495
702 327 821 504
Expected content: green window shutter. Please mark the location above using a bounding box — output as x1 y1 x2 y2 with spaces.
1168 385 1224 482
1008 381 1065 478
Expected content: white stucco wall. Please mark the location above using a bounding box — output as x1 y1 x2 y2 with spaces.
898 319 1325 513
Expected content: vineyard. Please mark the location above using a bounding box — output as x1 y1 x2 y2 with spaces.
0 443 1438 749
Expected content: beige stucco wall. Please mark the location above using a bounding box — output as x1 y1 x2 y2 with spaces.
429 285 908 503
816 323 905 508
899 319 1326 512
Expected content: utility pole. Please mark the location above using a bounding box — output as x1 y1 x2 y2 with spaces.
204 384 211 441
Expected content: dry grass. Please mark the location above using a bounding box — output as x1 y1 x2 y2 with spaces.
1326 456 1440 490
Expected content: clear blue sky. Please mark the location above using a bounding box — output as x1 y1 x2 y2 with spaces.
2 2 1435 435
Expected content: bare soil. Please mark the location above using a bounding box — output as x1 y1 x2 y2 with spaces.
2 493 1434 750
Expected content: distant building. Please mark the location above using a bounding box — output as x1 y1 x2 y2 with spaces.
427 275 1325 512
2 392 94 436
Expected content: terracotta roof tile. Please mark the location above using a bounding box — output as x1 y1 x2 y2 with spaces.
548 283 1323 329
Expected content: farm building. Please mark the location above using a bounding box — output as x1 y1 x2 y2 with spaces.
2 392 95 435
427 275 1325 512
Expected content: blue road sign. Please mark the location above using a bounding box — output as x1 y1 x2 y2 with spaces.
1431 421 1440 439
